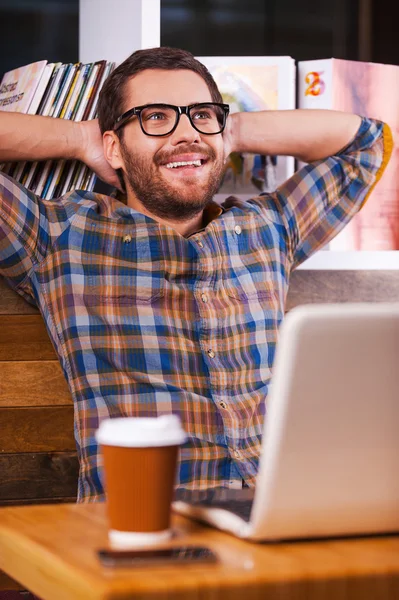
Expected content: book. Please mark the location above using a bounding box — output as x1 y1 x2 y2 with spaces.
11 63 58 183
35 64 81 196
60 61 115 195
298 58 399 251
0 60 47 113
81 61 106 121
23 64 70 189
70 63 94 121
0 60 48 176
197 55 296 203
28 63 56 115
0 59 115 198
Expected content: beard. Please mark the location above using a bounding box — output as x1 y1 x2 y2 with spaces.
119 140 225 222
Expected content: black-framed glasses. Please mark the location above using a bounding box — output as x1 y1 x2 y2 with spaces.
113 102 230 136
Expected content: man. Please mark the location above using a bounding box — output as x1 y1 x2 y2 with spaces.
0 47 392 501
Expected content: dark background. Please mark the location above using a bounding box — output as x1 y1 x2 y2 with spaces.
0 0 398 79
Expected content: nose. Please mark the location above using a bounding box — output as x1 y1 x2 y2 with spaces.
169 112 201 146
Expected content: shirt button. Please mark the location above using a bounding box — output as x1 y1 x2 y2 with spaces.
234 225 242 235
123 234 132 243
219 401 227 409
201 293 208 303
233 449 240 458
197 240 204 248
207 349 215 358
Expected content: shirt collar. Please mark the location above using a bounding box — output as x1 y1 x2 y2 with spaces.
110 190 224 226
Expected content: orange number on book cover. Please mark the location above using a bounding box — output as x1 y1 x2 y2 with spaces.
305 72 325 96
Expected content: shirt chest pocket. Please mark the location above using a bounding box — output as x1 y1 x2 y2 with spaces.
86 271 164 305
84 232 165 306
224 268 277 301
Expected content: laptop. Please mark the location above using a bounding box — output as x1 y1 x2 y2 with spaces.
173 303 399 541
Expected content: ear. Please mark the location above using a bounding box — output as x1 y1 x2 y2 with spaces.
103 131 125 170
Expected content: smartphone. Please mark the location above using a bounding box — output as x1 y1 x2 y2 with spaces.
97 545 218 567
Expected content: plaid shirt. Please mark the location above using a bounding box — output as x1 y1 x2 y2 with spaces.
0 117 392 502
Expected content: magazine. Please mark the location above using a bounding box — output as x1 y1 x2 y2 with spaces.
298 58 399 250
197 55 296 203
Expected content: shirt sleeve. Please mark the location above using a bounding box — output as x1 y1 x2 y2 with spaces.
250 117 393 269
0 172 76 304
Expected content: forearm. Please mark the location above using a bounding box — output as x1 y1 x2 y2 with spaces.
0 112 83 163
230 109 362 163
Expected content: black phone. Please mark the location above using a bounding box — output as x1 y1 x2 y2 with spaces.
97 545 218 567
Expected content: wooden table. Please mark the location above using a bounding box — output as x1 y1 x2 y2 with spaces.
0 503 398 599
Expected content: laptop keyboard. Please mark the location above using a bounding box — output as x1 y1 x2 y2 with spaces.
174 488 255 523
198 499 253 522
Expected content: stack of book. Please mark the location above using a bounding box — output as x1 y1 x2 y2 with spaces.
0 59 115 198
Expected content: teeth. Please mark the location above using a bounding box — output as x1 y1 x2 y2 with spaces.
165 160 202 169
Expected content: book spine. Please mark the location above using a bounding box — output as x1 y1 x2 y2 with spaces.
36 65 81 197
13 64 57 183
75 63 100 122
23 64 67 191
60 162 77 197
27 63 55 115
82 60 106 121
44 159 66 199
58 64 82 119
87 61 115 120
36 62 63 115
70 63 93 121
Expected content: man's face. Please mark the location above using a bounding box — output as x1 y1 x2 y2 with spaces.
111 69 226 222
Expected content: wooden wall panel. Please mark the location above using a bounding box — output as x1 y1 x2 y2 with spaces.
1 407 75 453
0 361 72 407
0 315 57 360
0 452 79 502
0 277 39 315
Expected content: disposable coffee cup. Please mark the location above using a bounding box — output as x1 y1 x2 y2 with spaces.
95 415 186 548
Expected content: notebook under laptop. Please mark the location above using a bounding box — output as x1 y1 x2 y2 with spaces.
173 303 399 541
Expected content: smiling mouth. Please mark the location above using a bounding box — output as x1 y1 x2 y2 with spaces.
163 159 206 169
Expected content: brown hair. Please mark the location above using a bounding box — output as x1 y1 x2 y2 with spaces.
97 46 223 136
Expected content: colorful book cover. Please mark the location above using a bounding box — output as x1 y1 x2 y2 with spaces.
197 56 296 202
0 60 47 113
298 58 399 250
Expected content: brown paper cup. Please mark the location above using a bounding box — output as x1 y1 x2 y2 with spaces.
96 415 186 547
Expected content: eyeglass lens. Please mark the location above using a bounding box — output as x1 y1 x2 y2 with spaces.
140 104 225 135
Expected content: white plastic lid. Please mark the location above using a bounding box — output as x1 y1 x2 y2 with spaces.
95 415 187 448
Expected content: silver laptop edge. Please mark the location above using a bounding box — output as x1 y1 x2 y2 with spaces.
174 303 399 541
